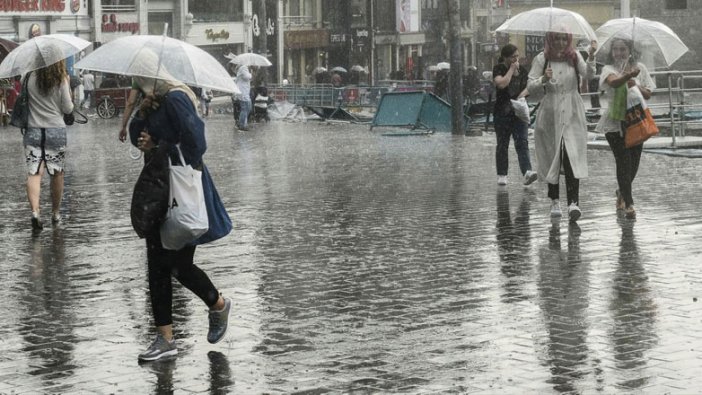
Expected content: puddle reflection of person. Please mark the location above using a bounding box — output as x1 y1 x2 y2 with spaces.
610 219 657 374
538 221 590 392
495 190 534 302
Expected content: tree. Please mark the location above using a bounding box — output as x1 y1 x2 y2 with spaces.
447 0 464 135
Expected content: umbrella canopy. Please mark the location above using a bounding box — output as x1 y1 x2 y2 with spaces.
312 66 327 74
0 34 91 77
436 62 450 70
0 37 18 59
226 52 272 67
75 35 238 94
426 65 439 72
350 65 367 73
496 6 596 41
594 17 688 69
331 66 347 73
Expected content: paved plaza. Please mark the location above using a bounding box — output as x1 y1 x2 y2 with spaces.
1 115 702 393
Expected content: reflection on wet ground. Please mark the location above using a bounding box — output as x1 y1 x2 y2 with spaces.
1 117 702 393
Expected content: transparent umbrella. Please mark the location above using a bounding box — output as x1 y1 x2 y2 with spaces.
226 52 272 67
0 34 91 77
75 35 238 94
350 65 367 73
331 66 348 73
595 17 688 69
495 5 596 41
436 62 450 70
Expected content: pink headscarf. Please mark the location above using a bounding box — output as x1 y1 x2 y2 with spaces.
544 31 578 68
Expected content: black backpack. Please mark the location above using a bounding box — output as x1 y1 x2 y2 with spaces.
10 72 31 134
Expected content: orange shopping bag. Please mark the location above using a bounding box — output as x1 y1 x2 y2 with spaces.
623 87 659 148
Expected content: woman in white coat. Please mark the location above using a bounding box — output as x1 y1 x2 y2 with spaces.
528 31 596 221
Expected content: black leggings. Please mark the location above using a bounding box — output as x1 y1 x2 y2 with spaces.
605 131 643 207
146 237 220 327
547 146 580 205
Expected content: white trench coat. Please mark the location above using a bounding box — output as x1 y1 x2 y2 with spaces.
527 52 595 184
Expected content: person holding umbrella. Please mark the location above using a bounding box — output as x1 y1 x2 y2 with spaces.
234 63 252 131
527 30 596 221
595 36 654 219
129 65 233 361
492 43 537 187
24 45 74 230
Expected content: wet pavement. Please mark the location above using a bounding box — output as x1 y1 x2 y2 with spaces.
1 115 702 394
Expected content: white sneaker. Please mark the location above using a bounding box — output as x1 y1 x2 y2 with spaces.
568 203 581 222
523 170 538 185
497 175 508 185
550 200 562 217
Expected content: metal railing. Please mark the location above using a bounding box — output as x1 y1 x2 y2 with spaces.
266 71 702 146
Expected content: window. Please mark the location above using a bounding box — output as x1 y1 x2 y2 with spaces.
101 0 135 12
665 0 687 9
148 12 172 36
189 0 244 23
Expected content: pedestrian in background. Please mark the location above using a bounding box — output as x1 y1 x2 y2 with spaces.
492 44 537 186
235 63 252 131
596 37 654 219
129 70 232 362
81 71 94 109
23 46 74 230
527 30 596 221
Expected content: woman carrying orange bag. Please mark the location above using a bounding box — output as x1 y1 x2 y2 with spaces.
596 36 655 219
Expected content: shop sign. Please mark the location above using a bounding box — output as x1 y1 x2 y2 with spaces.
285 29 329 49
205 28 230 41
525 35 544 59
101 14 139 34
252 14 275 37
0 0 87 16
330 33 346 44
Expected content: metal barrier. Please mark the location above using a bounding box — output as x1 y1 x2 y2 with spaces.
582 69 702 147
268 81 436 109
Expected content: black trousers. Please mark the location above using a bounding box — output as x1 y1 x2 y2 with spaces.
547 146 580 205
146 237 220 327
606 131 643 207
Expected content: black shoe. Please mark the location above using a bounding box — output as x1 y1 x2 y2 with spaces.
31 212 43 231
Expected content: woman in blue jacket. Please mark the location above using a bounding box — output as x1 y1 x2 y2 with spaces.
129 74 232 362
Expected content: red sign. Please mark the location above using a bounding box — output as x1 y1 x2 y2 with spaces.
101 14 139 34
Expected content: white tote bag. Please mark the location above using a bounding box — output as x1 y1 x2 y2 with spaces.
160 145 209 250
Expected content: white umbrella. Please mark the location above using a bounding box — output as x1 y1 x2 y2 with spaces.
496 6 596 41
436 62 450 70
331 66 348 73
594 17 688 69
227 52 272 67
0 34 91 77
75 35 238 94
350 65 368 73
312 66 327 74
426 65 439 72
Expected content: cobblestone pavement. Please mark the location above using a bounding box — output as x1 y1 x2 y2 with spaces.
1 115 702 394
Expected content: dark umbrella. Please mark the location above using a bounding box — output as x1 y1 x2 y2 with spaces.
0 38 18 60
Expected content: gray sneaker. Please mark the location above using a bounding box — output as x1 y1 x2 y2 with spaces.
138 334 177 362
207 297 231 344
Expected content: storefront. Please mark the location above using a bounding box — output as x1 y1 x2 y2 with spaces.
284 28 329 85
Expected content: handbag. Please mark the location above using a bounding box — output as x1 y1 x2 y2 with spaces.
10 72 31 134
510 97 530 124
63 109 88 126
623 87 659 148
160 145 209 250
130 143 171 239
